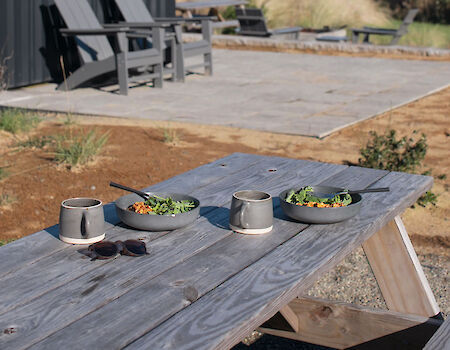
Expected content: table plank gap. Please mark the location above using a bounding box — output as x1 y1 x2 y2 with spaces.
0 156 345 348
124 171 432 350
25 165 389 350
0 153 255 277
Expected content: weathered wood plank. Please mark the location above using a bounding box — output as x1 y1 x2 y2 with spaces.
1 157 347 349
278 305 299 333
126 171 432 350
424 316 450 350
259 296 442 349
0 153 254 278
363 216 440 317
0 154 305 315
27 166 388 349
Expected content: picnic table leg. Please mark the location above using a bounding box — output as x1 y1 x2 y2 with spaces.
257 216 442 349
363 33 370 43
202 20 213 75
351 31 359 43
362 216 441 318
258 297 442 349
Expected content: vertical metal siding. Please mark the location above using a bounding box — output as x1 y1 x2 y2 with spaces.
0 0 175 89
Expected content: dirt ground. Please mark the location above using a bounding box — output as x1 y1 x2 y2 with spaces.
0 87 449 257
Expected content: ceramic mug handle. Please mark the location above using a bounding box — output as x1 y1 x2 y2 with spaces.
240 202 250 229
82 211 91 238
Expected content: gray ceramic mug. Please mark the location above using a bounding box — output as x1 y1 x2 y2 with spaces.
59 198 105 244
229 190 273 234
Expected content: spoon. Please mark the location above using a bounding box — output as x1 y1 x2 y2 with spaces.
312 187 390 199
110 181 150 200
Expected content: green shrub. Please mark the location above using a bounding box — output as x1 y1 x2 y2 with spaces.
0 109 41 134
416 191 438 207
359 129 437 207
54 129 109 167
358 130 427 172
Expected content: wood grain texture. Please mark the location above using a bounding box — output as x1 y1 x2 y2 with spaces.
126 171 432 350
278 305 299 333
0 153 250 278
363 216 440 317
259 296 442 349
1 155 434 350
1 156 345 349
0 153 265 303
0 155 336 315
424 316 450 350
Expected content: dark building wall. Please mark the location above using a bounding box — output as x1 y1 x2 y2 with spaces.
0 0 175 89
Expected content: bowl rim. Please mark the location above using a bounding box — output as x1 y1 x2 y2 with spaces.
279 186 362 208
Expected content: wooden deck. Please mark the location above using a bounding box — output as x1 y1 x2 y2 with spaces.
0 153 442 349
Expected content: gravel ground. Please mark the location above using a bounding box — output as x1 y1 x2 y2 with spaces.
232 241 449 349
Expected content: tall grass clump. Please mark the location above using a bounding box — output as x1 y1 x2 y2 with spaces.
0 193 16 207
398 21 450 48
0 109 41 134
0 166 9 180
54 129 109 168
251 0 390 29
0 238 16 246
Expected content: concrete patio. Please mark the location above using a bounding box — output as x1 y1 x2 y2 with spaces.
1 48 449 138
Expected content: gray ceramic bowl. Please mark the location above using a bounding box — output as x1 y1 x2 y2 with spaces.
279 186 362 224
115 192 200 231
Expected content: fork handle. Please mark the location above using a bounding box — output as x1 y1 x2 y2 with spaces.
348 187 390 194
110 182 149 200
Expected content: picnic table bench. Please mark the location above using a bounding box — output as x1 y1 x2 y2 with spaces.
0 153 443 349
176 0 248 30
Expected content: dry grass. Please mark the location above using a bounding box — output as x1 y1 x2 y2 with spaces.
251 0 390 29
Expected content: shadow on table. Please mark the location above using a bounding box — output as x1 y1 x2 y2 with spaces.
44 224 60 239
200 206 230 229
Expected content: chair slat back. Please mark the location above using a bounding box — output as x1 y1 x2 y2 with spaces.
397 8 419 35
55 0 114 63
235 8 269 36
115 0 155 23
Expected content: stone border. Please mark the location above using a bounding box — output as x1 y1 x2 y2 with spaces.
184 33 450 58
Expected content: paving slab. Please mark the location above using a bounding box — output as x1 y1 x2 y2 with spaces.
0 49 449 138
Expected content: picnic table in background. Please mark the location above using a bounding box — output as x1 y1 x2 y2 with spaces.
0 153 444 349
176 0 248 30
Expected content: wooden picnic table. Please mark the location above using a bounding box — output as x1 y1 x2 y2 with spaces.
0 153 444 349
176 0 248 30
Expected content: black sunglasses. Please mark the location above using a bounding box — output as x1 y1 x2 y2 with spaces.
88 240 149 260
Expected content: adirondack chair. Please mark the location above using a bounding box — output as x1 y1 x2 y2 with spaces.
351 9 419 45
114 0 213 81
54 0 165 95
235 8 301 39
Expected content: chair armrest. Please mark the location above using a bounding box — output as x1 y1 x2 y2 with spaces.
153 16 217 23
363 26 397 32
104 22 170 28
271 27 302 35
60 27 129 36
351 27 396 35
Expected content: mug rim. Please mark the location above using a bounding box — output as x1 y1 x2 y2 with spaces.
233 190 272 202
61 197 103 209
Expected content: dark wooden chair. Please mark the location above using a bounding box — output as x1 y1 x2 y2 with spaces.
54 0 165 95
114 0 213 81
351 9 419 45
235 8 301 39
